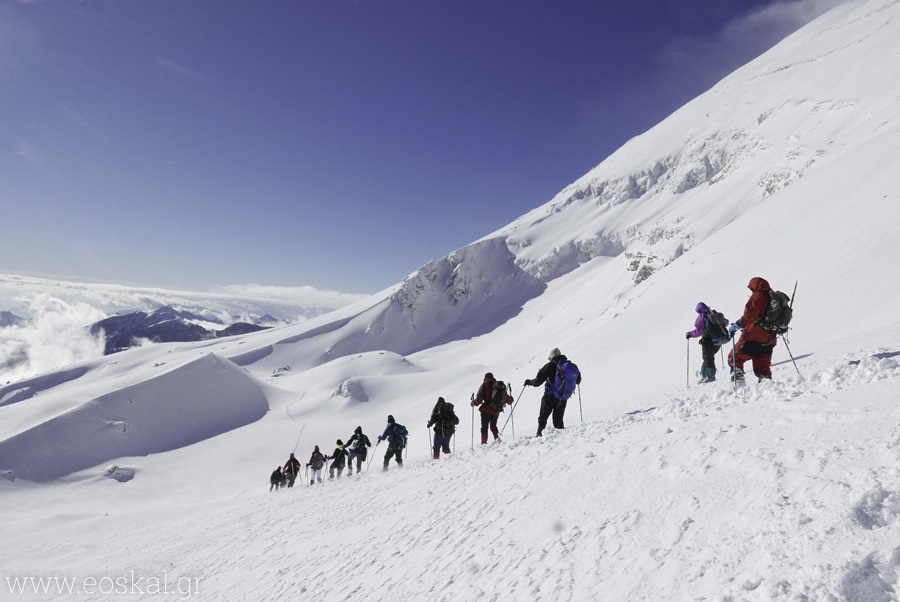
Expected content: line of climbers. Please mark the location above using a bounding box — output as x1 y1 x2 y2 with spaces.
268 348 583 490
269 276 793 491
270 425 373 490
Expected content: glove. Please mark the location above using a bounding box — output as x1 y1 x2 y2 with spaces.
685 332 691 339
523 379 533 387
470 400 477 407
426 422 432 428
377 436 383 442
728 323 740 337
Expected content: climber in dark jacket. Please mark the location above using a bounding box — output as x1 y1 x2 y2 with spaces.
377 415 406 471
524 348 581 436
269 466 284 492
427 396 459 459
345 426 371 475
328 440 349 479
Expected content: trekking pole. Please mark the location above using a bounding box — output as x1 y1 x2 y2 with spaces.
508 382 516 439
721 347 725 369
470 393 475 451
786 280 798 344
578 384 584 424
780 334 802 378
686 337 690 388
426 426 431 457
500 386 527 435
730 334 738 393
366 440 380 473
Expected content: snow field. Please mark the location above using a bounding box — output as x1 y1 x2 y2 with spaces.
4 346 899 601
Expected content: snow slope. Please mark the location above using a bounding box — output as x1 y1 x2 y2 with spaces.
3 0 900 600
3 350 900 601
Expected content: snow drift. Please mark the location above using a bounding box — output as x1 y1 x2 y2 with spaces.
0 354 268 481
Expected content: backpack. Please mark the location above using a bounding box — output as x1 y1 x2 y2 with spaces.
758 290 793 334
487 380 509 412
704 309 730 345
440 402 457 424
552 360 580 401
391 423 408 449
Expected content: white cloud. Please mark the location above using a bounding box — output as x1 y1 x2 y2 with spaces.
0 294 106 383
212 284 371 310
0 273 370 320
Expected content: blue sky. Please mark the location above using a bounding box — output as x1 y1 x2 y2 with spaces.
0 0 842 295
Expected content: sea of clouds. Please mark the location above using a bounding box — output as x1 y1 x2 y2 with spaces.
0 294 106 384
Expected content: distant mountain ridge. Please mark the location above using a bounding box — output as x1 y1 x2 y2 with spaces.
90 306 270 354
0 311 24 329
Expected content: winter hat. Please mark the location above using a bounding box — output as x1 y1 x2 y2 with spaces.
548 348 561 361
387 415 395 424
484 372 494 381
748 277 770 292
314 445 319 451
437 396 445 404
695 302 709 314
289 453 295 458
354 426 362 434
337 439 343 446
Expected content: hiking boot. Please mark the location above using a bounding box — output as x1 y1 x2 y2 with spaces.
433 450 440 460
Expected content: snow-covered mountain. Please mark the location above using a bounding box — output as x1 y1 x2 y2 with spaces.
3 1 900 600
89 306 270 355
